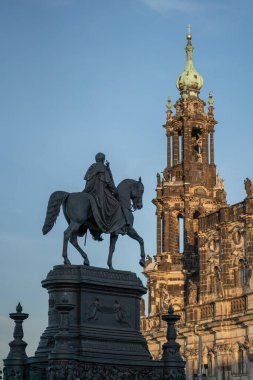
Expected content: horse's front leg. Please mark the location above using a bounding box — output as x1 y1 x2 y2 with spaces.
107 234 118 270
126 226 145 267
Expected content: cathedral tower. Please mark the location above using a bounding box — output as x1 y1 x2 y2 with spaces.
142 30 253 380
147 30 227 319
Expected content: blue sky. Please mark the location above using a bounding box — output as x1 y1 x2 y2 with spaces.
1 0 253 365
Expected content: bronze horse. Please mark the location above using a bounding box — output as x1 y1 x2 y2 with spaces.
42 178 145 269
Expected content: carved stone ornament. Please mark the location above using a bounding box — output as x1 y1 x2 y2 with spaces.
45 361 164 380
188 280 197 304
232 228 244 246
207 235 219 253
163 368 186 380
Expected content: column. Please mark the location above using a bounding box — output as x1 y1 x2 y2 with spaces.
173 131 179 165
169 212 179 254
183 122 190 163
210 131 214 164
163 211 169 252
167 132 171 169
181 130 184 162
202 130 208 164
156 209 162 254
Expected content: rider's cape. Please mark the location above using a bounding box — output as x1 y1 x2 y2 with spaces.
84 163 127 234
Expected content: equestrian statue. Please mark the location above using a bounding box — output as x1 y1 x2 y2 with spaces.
42 153 145 269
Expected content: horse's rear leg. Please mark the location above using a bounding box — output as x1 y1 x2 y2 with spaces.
107 234 118 270
70 233 90 266
126 226 145 267
63 226 72 265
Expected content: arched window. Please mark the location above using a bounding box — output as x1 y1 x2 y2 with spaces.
238 349 244 374
191 127 202 162
209 275 215 294
193 210 200 252
239 259 245 287
234 269 239 287
207 354 213 377
178 214 184 253
193 210 200 233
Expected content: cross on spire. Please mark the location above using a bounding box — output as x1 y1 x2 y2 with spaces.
187 24 192 35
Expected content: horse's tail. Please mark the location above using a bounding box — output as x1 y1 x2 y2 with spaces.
42 191 69 235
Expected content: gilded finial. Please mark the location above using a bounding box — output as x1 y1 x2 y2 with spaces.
208 91 214 106
187 24 192 41
176 26 204 97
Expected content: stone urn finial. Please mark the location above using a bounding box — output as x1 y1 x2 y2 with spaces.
4 304 29 379
161 304 186 379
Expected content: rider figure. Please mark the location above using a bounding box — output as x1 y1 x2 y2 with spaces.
84 153 118 198
83 153 120 240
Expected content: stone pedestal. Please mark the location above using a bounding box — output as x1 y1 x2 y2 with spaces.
4 265 186 379
34 265 151 363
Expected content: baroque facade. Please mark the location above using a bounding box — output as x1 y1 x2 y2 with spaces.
141 31 253 380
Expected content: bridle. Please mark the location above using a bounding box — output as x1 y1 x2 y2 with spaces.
130 182 143 212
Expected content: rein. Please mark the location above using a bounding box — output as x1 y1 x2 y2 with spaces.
117 179 143 213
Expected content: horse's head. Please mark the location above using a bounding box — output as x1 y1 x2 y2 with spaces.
131 177 144 210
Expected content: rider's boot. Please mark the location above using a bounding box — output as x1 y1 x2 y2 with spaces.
91 230 104 241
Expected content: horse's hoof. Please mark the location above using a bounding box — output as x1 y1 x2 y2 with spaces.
83 258 90 266
64 258 71 265
139 258 145 267
107 263 114 270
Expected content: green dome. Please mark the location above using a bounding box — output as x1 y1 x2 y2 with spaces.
176 34 204 97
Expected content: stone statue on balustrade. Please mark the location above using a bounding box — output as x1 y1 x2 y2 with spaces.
245 177 253 198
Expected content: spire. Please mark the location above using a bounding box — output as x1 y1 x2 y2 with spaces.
166 96 172 122
176 26 204 98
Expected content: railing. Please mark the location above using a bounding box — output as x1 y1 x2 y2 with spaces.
140 315 161 332
231 296 246 314
199 201 246 231
229 202 245 220
201 303 214 319
141 310 185 332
